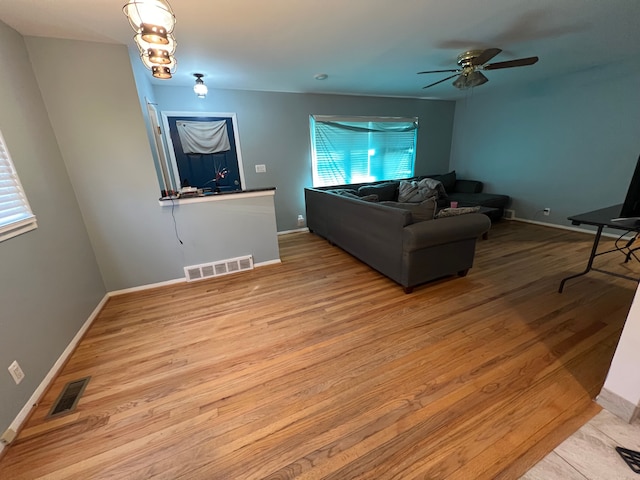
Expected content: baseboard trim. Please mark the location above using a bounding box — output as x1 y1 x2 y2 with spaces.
0 293 109 456
108 277 186 297
512 217 633 240
597 388 640 424
278 227 309 235
109 259 283 297
255 259 282 267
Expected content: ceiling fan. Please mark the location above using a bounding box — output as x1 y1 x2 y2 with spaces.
418 48 539 90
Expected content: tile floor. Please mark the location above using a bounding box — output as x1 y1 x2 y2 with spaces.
521 409 640 479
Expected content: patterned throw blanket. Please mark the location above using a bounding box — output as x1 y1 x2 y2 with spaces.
398 178 447 203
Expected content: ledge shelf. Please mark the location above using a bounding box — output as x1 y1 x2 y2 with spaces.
158 187 275 207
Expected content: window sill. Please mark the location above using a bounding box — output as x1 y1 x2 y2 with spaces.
158 187 275 207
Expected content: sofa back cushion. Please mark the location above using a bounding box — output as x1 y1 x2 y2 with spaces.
358 181 399 201
327 188 379 202
453 179 483 194
381 197 437 223
429 171 457 192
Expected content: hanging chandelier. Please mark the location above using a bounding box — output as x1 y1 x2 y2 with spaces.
123 0 177 79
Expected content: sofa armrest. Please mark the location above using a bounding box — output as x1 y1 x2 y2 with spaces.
402 214 490 251
454 179 483 194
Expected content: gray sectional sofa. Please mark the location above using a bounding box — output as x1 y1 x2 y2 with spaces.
304 184 491 293
427 170 510 220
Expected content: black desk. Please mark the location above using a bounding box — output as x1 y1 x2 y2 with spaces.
558 204 640 292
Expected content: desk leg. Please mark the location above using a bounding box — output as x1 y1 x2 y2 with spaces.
558 225 604 293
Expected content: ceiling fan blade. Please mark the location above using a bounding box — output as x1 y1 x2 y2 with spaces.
483 56 539 70
422 74 459 89
472 48 502 66
417 69 460 74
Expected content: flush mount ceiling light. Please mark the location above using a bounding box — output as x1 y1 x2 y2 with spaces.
193 73 208 98
314 73 329 80
123 0 177 79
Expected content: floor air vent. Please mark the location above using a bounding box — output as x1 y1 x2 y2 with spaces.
184 255 254 282
47 377 91 418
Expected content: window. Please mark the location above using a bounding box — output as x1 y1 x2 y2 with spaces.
0 130 37 242
160 111 245 194
310 115 418 187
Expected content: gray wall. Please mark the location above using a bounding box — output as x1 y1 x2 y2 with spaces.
25 37 280 292
152 86 456 232
0 22 105 433
450 59 640 226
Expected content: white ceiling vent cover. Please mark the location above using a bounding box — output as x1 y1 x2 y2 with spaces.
184 255 254 282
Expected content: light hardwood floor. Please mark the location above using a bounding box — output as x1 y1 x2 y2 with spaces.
1 221 638 479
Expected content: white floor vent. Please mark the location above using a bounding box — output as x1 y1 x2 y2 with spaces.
184 255 254 282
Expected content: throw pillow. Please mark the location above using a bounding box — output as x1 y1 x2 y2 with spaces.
435 206 480 218
358 182 399 202
381 197 437 223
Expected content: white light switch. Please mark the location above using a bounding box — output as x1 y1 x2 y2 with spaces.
255 164 266 173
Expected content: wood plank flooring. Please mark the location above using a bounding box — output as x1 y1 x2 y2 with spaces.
1 221 638 479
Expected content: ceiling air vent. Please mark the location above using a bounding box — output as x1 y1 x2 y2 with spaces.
184 255 254 282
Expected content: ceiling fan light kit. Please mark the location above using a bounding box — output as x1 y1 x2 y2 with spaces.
419 48 539 91
123 0 177 79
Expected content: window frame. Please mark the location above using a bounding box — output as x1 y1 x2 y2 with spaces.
309 115 418 188
160 111 246 193
0 129 37 242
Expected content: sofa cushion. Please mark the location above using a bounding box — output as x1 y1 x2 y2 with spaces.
447 192 510 209
398 178 447 203
436 206 480 218
329 189 379 202
358 181 399 201
359 194 379 202
329 189 360 200
328 188 359 197
381 197 437 223
430 171 456 192
453 179 483 194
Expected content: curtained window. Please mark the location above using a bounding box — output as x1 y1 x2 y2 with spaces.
310 115 418 187
0 129 37 242
161 112 245 193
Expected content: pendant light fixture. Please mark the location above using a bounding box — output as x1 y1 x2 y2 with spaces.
123 0 177 79
141 53 177 78
136 32 176 65
193 74 208 98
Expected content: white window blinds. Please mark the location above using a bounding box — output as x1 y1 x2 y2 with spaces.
310 115 418 187
0 130 37 242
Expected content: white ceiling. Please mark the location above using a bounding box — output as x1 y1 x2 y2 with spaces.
1 0 639 100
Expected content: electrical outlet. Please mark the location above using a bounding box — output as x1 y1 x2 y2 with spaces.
543 208 551 216
8 360 24 385
297 215 305 227
255 164 266 173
